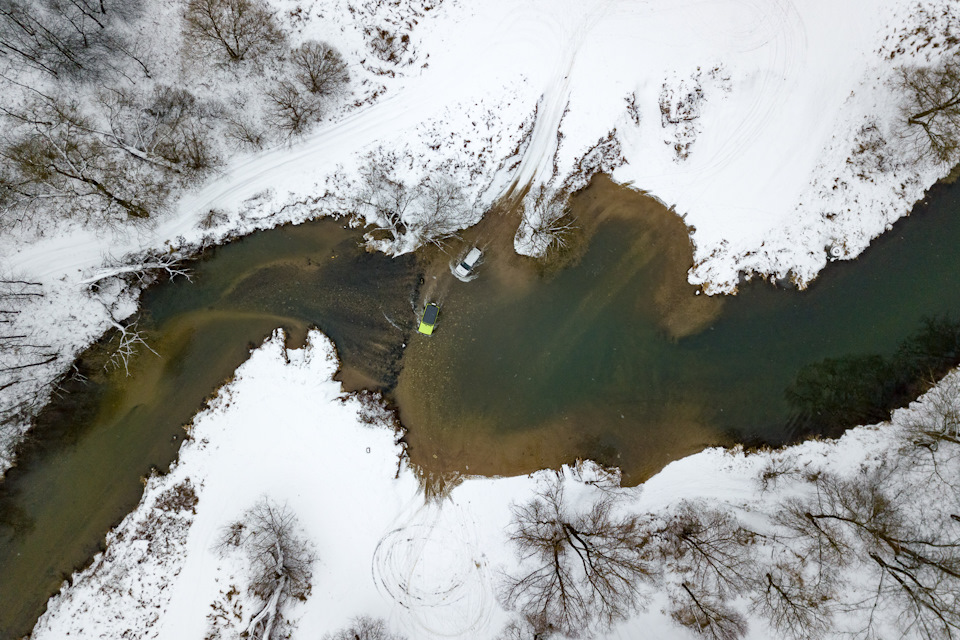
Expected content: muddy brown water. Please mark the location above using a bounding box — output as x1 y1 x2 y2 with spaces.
5 175 960 636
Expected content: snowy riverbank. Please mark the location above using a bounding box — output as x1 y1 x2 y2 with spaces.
30 330 960 639
2 0 959 473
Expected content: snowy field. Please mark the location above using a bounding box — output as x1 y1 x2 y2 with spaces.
1 0 958 469
5 0 956 282
30 331 960 639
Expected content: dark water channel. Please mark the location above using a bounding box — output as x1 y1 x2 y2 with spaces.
3 178 960 636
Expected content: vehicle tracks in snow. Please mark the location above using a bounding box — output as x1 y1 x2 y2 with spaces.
371 502 494 637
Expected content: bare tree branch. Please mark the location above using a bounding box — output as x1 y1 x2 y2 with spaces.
502 477 655 637
216 498 315 640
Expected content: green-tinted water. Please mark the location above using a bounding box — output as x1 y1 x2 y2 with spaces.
398 178 960 482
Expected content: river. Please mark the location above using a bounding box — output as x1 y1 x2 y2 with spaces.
3 176 960 636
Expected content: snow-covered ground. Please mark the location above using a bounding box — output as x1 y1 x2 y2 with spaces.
6 0 955 282
30 330 960 639
2 0 958 470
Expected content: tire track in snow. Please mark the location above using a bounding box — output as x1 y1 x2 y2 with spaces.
693 0 807 179
371 502 493 638
502 0 615 196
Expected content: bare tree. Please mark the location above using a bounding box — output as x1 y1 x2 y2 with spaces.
897 374 960 499
323 616 406 640
290 40 348 96
410 176 470 247
217 499 316 640
123 86 219 169
658 502 755 598
496 613 557 640
349 153 473 250
0 0 142 79
183 0 284 64
0 86 218 228
351 155 417 244
750 557 833 640
80 252 191 286
901 374 960 447
516 186 579 259
0 278 55 381
0 277 58 463
0 97 170 224
502 477 656 637
96 85 222 178
265 80 323 138
656 503 755 640
778 469 960 639
896 57 960 164
669 582 748 640
101 314 156 376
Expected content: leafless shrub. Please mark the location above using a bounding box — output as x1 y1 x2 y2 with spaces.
323 615 406 640
224 113 267 150
199 207 230 230
154 478 199 513
502 477 656 637
625 92 641 126
183 0 284 64
291 40 348 96
265 80 323 138
216 498 316 640
364 26 410 65
757 455 802 493
352 390 399 430
517 186 579 262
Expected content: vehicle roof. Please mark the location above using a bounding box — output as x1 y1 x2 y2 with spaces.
422 304 439 323
464 247 482 263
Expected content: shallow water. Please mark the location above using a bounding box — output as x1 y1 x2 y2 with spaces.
398 176 960 483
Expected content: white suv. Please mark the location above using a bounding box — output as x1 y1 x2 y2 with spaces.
454 247 482 278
